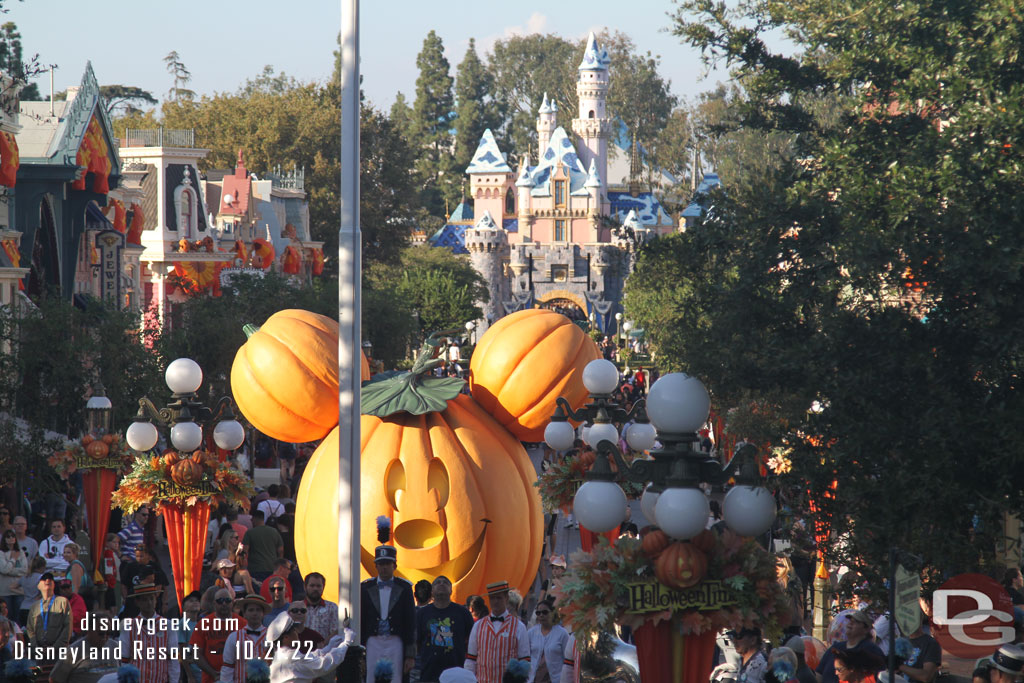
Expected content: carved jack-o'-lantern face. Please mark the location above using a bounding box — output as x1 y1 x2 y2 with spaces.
295 393 544 605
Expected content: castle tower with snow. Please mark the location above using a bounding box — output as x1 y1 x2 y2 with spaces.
571 33 612 203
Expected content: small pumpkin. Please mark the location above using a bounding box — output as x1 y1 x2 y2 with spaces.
641 528 670 559
655 542 708 589
164 452 180 468
171 459 203 486
296 341 543 605
469 309 600 442
101 434 114 445
82 434 95 446
691 529 717 554
86 440 110 459
230 309 372 443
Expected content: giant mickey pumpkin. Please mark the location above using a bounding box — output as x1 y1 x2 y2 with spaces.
296 351 544 605
230 309 370 443
469 308 600 442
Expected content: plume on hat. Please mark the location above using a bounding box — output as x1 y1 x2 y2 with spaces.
377 516 391 544
3 659 35 683
117 665 141 683
246 661 271 683
504 659 530 683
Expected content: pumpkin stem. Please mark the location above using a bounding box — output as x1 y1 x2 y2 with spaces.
361 329 466 418
242 324 260 339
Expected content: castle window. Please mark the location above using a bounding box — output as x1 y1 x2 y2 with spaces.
588 110 595 119
552 265 568 283
554 180 566 208
505 187 515 215
555 219 566 242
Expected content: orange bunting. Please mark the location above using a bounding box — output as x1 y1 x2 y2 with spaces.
281 245 301 274
311 248 324 276
126 203 144 245
173 260 223 294
251 238 275 269
110 199 127 234
71 117 111 194
0 131 19 187
233 239 247 265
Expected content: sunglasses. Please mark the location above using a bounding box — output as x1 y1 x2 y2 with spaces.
270 586 286 592
215 598 232 605
289 608 307 614
536 610 551 616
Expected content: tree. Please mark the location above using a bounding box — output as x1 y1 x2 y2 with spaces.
411 30 457 214
626 0 1024 591
99 85 157 115
454 38 498 183
0 22 40 100
600 31 677 156
163 50 196 102
389 92 414 141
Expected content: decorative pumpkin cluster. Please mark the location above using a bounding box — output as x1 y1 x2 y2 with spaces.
48 433 134 478
111 450 254 514
554 527 790 640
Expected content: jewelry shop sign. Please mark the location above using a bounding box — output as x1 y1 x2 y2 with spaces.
96 230 124 305
626 579 738 614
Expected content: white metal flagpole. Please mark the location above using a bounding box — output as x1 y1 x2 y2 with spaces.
338 0 361 641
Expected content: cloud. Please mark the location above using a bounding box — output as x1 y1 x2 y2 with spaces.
479 12 549 54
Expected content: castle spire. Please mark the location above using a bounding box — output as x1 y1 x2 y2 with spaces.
628 129 642 197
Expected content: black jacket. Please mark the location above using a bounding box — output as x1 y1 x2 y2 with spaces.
360 575 416 657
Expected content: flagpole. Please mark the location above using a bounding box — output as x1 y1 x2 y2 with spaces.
338 0 361 640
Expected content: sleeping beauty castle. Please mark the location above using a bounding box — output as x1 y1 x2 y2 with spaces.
429 32 683 336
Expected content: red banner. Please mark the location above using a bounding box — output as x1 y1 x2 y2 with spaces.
82 468 116 582
0 131 19 187
126 204 144 245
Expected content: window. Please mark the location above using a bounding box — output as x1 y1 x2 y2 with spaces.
554 180 566 208
180 190 193 237
588 110 595 119
505 187 515 215
554 220 566 242
552 265 568 282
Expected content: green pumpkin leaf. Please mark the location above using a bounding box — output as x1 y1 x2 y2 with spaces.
361 373 465 416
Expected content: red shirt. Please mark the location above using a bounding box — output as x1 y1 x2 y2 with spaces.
259 575 293 603
190 614 239 683
68 593 86 633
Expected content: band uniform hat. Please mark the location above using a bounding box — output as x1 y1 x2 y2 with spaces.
374 545 398 563
265 611 296 645
486 580 510 596
128 582 163 599
234 593 271 612
439 668 477 683
991 644 1024 677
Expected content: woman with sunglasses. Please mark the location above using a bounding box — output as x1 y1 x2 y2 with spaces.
0 528 27 616
525 600 568 683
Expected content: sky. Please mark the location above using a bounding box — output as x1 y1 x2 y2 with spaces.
8 0 735 112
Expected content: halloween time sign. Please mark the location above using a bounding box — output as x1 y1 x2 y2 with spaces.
626 579 738 614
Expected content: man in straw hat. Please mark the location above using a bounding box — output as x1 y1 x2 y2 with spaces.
361 518 416 683
220 594 271 683
989 644 1024 683
464 581 529 683
118 583 180 683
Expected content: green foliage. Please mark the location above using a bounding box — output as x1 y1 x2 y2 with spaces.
0 21 39 100
163 50 195 102
99 85 157 115
454 39 499 186
625 0 1024 587
412 31 458 213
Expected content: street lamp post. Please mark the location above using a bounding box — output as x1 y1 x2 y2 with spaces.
545 359 776 538
465 320 476 346
125 358 246 455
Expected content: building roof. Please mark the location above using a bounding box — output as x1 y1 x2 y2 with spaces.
585 158 601 188
466 129 511 174
608 191 673 225
681 173 722 218
429 223 470 254
448 201 474 222
578 32 611 71
221 154 252 217
502 218 518 233
475 210 499 230
539 93 552 115
526 127 588 197
16 102 68 159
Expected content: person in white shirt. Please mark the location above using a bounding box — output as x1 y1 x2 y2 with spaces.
38 520 72 574
266 611 358 683
525 601 568 683
12 517 38 562
256 486 285 522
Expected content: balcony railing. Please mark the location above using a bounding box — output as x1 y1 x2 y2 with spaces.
123 128 195 148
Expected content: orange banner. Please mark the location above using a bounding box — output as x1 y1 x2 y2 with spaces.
126 204 144 245
0 131 19 187
161 500 211 611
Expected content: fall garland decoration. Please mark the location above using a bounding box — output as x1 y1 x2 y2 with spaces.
535 449 645 513
48 433 134 478
111 450 254 514
553 526 790 640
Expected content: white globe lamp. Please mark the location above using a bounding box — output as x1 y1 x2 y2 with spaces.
213 420 246 451
126 421 159 452
654 486 710 539
625 422 657 452
646 373 710 434
582 359 620 395
574 480 627 533
165 358 203 395
586 422 619 448
723 486 777 537
170 421 203 452
640 484 660 522
544 421 576 452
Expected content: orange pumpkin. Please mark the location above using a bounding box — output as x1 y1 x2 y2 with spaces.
469 309 600 442
101 434 114 445
82 434 95 446
86 440 110 459
655 542 708 589
296 393 543 606
171 459 203 486
164 452 180 468
641 528 671 559
230 309 371 443
691 529 717 554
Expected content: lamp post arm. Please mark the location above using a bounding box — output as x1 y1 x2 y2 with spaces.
206 396 238 424
138 398 173 427
554 396 590 424
594 440 659 484
706 443 760 487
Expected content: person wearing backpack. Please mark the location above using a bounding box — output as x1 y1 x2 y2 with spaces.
62 542 91 594
257 485 285 525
